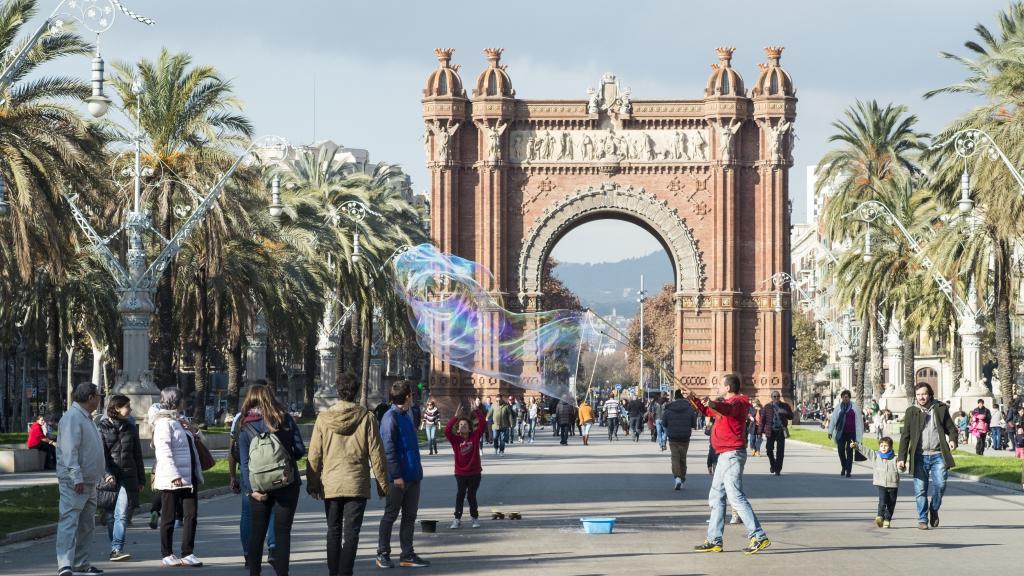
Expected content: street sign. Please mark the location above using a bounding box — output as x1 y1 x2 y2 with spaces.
615 384 622 391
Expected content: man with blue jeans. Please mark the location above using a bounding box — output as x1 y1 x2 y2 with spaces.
898 382 958 530
56 383 105 576
654 394 668 451
690 374 771 555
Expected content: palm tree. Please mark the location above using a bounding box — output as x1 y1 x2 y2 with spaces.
818 101 926 405
924 2 1024 401
111 49 254 392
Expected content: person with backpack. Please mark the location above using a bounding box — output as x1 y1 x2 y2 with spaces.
306 372 388 576
229 402 276 568
376 381 430 569
238 384 307 576
152 387 205 567
759 391 793 475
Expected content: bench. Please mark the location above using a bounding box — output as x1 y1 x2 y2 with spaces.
0 444 47 474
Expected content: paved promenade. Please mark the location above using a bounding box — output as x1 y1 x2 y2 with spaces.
2 430 1022 575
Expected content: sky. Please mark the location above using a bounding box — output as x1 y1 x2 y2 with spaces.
30 0 1007 263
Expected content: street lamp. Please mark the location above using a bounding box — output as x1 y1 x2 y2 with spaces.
268 174 284 220
637 274 647 397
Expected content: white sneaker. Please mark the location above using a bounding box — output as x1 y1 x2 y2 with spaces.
161 555 181 567
449 518 461 529
471 518 481 528
179 554 203 567
730 513 741 524
674 477 683 490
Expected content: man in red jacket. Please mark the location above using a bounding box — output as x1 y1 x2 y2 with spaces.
690 374 771 555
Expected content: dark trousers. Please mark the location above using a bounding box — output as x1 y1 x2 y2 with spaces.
607 417 619 440
160 488 197 558
377 480 420 559
629 416 643 440
248 481 300 576
493 428 507 453
31 443 56 469
325 497 366 576
668 440 689 480
975 433 987 455
454 474 481 519
559 423 570 444
766 433 786 473
837 432 854 474
876 486 898 520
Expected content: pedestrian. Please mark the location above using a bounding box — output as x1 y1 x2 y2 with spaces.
577 397 595 445
991 404 1005 450
850 437 900 528
690 376 771 554
969 399 991 455
97 395 146 562
229 401 276 569
487 396 512 456
445 404 486 529
747 399 763 457
514 397 526 443
603 395 620 441
759 391 792 476
527 398 539 443
1015 425 1024 458
627 395 645 442
421 400 440 455
238 384 307 576
376 381 430 568
55 383 105 576
548 396 560 438
556 398 576 445
897 382 958 530
27 413 57 469
654 394 668 451
306 372 388 576
827 390 863 477
152 386 205 567
145 401 166 531
663 390 697 490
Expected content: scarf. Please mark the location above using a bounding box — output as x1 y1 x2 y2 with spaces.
879 449 894 460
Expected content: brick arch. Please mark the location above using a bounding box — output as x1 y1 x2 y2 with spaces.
517 182 706 304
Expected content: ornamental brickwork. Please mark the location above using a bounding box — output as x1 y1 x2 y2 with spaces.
422 46 796 404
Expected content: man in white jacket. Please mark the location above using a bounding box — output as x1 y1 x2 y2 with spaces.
56 382 104 576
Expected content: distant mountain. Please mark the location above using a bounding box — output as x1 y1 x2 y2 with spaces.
549 251 674 317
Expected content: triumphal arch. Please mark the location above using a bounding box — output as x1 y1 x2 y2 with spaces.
422 46 796 402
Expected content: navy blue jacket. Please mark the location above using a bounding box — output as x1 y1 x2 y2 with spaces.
238 413 306 494
663 399 697 442
380 404 423 483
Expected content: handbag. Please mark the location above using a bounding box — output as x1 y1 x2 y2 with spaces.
96 474 119 510
194 435 216 471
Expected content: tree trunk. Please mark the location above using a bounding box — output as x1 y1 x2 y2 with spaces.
156 181 176 390
302 326 317 418
226 337 242 416
46 287 62 418
191 268 209 425
902 330 916 400
360 311 372 408
951 323 962 394
854 309 869 408
870 310 885 401
994 241 1014 402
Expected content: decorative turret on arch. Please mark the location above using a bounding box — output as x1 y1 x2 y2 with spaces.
517 183 706 305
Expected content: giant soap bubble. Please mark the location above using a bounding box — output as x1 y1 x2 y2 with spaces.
393 244 600 403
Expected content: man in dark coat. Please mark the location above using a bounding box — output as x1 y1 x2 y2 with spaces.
898 382 958 531
663 390 697 489
556 400 577 445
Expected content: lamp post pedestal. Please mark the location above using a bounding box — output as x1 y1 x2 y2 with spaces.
879 321 909 413
245 313 268 383
315 323 338 411
951 314 993 412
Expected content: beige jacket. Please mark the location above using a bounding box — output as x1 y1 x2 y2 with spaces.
306 401 388 499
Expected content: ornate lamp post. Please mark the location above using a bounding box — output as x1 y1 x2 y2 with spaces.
843 199 989 409
637 274 647 398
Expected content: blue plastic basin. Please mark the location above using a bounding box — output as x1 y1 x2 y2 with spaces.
580 517 616 534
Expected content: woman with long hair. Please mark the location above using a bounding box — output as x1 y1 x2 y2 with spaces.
98 395 146 562
238 384 306 576
152 387 204 567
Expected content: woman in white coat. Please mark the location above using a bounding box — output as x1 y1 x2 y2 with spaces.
827 389 863 477
152 387 204 567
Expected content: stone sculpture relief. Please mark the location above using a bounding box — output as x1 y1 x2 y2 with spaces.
429 121 460 163
763 118 793 163
716 119 742 163
482 120 508 162
508 128 710 164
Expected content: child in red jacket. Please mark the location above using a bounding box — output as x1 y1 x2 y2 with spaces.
445 404 486 529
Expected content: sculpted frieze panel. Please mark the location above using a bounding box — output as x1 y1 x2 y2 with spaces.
508 128 709 164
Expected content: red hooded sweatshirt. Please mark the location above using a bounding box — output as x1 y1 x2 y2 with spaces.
445 410 486 476
693 394 750 454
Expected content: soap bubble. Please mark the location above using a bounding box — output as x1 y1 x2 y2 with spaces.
393 244 599 403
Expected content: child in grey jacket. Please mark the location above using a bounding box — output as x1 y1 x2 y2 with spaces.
851 436 900 528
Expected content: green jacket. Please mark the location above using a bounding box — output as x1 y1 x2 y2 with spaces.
488 403 513 431
898 400 957 475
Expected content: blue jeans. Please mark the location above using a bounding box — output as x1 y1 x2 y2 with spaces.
656 420 667 449
913 453 948 523
707 449 766 544
105 486 129 551
991 426 1002 449
527 418 537 440
493 428 507 453
424 424 438 452
240 495 276 557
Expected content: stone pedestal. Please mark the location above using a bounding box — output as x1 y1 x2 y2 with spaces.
245 314 268 383
839 347 854 394
951 313 992 413
115 375 159 439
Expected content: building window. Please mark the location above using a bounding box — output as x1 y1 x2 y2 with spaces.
915 367 938 387
438 74 448 96
769 72 779 95
487 73 497 96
